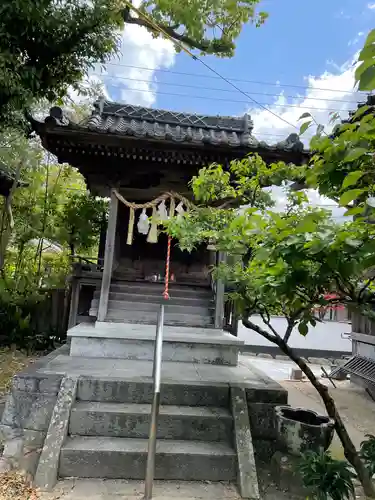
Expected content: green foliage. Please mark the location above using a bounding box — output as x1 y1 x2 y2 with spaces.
0 277 64 351
0 0 267 129
134 0 267 57
301 30 375 215
356 29 375 91
166 156 375 331
297 451 355 500
57 192 107 255
0 0 125 129
0 126 106 297
190 153 303 207
360 434 375 478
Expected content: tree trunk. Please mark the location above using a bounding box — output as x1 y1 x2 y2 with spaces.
0 162 22 271
280 342 375 497
242 317 375 497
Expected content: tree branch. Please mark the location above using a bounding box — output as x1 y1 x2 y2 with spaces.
359 277 375 300
284 319 295 343
242 316 280 343
258 306 280 338
125 15 228 53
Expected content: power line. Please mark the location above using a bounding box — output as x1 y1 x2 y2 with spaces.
92 73 362 104
98 78 353 113
120 0 299 130
103 62 366 96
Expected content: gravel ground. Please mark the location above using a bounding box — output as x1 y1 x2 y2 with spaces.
0 349 37 396
39 478 298 500
281 379 375 454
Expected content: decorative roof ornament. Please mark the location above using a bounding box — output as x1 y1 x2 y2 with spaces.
45 106 70 127
276 133 304 153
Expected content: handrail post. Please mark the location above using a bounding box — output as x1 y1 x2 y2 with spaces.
144 303 165 500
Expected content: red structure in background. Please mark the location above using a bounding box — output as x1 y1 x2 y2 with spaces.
321 293 346 310
312 293 347 322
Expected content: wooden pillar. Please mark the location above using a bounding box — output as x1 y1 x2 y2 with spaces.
68 278 80 329
97 213 107 265
97 190 118 322
214 251 226 329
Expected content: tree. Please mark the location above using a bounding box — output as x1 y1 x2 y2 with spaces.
57 192 108 256
0 0 125 130
297 29 375 216
1 0 267 131
123 0 267 57
165 155 375 497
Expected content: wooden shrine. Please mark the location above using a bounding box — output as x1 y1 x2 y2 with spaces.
29 102 308 330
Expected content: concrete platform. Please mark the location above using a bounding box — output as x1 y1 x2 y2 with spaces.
36 352 272 388
68 322 244 366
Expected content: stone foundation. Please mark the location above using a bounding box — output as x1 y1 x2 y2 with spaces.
0 343 287 494
245 365 288 464
0 347 67 475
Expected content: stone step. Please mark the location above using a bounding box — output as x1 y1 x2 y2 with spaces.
69 402 233 443
110 283 212 298
90 299 213 316
90 309 214 328
93 290 213 307
68 323 242 364
76 378 230 407
59 436 237 481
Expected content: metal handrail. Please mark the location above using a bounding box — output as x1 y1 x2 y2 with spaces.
144 302 165 499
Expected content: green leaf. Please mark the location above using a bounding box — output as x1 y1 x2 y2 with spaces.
329 111 340 124
339 189 366 206
344 206 364 217
342 171 364 189
364 29 375 48
298 322 308 336
300 121 312 135
343 148 368 162
299 112 312 120
345 238 362 247
351 105 370 121
358 66 375 92
296 217 317 232
367 197 375 207
359 44 375 62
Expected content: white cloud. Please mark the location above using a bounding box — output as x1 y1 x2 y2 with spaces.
251 53 364 144
268 186 348 222
368 2 375 9
94 7 175 107
251 54 366 219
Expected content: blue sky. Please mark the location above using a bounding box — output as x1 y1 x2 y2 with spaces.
95 0 375 141
91 0 374 215
152 0 371 117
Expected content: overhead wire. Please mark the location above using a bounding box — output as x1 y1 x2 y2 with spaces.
103 62 366 96
93 76 357 113
91 73 362 104
120 0 300 130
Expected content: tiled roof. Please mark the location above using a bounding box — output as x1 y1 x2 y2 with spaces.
40 102 306 153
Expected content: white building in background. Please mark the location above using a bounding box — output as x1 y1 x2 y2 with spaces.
238 308 351 356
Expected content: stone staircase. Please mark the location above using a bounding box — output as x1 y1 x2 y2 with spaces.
89 281 215 327
59 378 237 481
